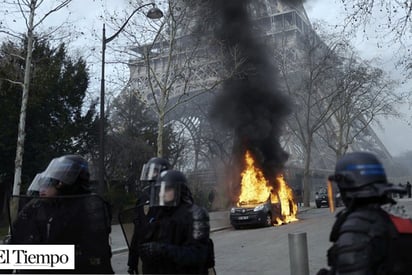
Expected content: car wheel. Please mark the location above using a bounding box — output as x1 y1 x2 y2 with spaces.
233 225 240 230
316 202 321 208
265 213 272 226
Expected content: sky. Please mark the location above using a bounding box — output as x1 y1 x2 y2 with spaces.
303 0 412 157
1 0 412 157
72 0 412 157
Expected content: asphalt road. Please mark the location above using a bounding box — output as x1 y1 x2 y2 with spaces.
111 198 412 275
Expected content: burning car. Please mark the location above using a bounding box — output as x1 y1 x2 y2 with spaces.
230 151 298 229
230 196 281 229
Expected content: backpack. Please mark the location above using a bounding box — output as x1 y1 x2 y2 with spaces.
385 214 412 274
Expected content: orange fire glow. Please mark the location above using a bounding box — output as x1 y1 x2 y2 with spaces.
238 151 298 225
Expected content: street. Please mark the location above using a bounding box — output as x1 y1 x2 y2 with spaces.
212 207 335 275
111 198 412 275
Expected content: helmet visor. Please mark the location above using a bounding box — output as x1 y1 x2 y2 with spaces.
27 173 46 196
140 163 163 181
27 173 61 197
149 181 181 207
43 157 87 185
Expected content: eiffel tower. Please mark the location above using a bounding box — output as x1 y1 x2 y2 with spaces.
125 0 394 185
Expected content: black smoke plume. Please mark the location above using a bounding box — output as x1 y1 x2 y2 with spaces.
195 0 293 197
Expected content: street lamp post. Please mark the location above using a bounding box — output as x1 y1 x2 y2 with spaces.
99 3 163 194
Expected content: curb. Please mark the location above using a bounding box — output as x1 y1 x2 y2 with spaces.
211 226 232 233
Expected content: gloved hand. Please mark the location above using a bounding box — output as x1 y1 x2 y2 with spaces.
127 267 137 274
138 242 168 262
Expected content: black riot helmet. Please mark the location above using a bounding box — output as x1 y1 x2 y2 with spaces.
42 155 91 195
329 152 405 201
149 170 193 207
140 157 171 182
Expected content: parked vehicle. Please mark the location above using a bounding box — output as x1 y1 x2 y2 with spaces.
229 197 282 229
315 187 329 208
315 187 343 208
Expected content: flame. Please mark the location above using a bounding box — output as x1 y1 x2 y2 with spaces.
238 151 272 204
275 174 298 223
237 150 298 225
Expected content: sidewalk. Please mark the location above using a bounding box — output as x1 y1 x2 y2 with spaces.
110 205 313 254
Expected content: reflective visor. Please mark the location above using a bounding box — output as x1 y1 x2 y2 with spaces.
140 163 162 181
27 173 46 194
43 157 86 185
149 181 181 207
27 174 60 196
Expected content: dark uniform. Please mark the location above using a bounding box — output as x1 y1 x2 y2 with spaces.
318 152 412 275
127 157 171 274
10 155 114 274
137 170 213 274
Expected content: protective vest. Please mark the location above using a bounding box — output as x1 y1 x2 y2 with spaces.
327 205 412 275
140 203 211 274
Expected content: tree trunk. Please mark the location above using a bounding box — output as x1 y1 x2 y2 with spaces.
303 143 312 207
157 111 165 157
13 2 35 196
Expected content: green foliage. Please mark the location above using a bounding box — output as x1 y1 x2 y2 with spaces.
0 37 98 194
105 91 182 192
103 182 136 224
0 225 9 241
186 174 214 210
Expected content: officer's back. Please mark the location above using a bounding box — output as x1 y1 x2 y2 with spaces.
11 155 114 274
318 152 412 275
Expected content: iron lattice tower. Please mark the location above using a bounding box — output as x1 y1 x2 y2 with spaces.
124 0 394 176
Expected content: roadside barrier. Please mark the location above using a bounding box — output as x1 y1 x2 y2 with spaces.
288 232 309 275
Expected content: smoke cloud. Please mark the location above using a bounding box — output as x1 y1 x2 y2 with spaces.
192 0 294 196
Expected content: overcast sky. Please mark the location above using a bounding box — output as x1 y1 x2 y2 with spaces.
304 0 412 157
2 0 411 157
79 0 412 157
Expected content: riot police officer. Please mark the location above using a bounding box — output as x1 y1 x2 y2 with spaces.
139 157 172 196
136 169 213 274
11 155 114 274
318 151 412 275
127 157 171 274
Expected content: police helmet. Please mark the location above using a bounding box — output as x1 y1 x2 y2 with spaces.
140 157 171 182
149 170 193 207
42 155 91 195
329 152 404 199
26 172 46 196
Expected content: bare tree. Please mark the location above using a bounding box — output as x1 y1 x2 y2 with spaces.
105 0 242 160
276 24 346 207
0 0 72 195
339 0 412 40
320 49 402 159
338 0 412 78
